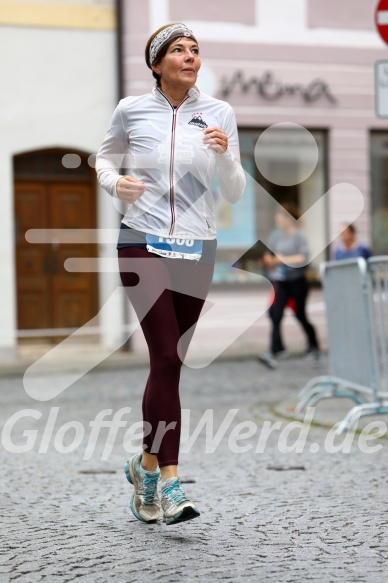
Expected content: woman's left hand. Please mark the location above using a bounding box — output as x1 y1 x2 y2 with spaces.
203 127 228 153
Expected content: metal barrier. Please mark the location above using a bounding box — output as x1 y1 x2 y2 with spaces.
369 257 388 399
296 257 388 433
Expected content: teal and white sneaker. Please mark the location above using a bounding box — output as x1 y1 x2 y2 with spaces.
124 453 160 523
161 477 200 525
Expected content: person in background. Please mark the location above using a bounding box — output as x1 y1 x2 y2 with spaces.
333 224 372 260
259 203 320 369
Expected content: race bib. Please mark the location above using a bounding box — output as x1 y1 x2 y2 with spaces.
146 234 203 261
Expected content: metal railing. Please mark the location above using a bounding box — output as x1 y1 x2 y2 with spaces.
296 257 388 433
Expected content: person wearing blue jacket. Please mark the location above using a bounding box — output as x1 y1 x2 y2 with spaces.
333 224 372 261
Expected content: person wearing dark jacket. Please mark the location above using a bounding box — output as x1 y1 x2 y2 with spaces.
259 203 320 369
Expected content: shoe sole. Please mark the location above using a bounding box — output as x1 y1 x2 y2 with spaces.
124 458 158 524
164 506 200 525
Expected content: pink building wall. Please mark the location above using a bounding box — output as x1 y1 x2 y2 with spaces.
170 0 256 25
120 0 388 250
308 0 375 30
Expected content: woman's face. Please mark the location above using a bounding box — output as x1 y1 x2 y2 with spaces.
152 37 201 90
340 226 355 246
275 212 291 231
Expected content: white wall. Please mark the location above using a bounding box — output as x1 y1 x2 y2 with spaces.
0 25 124 353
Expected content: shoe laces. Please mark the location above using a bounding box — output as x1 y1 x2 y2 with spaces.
141 473 159 505
162 478 189 505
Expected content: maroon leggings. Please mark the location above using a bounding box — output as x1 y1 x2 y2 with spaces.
118 247 214 467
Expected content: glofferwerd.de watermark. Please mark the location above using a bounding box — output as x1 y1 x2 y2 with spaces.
1 407 386 460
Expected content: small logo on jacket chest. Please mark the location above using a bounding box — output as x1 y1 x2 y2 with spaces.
188 112 208 128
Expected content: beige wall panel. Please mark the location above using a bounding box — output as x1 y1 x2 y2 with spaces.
170 0 256 25
0 1 115 29
308 0 375 31
199 41 387 66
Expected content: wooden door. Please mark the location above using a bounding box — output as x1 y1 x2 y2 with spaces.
15 181 99 340
15 183 52 330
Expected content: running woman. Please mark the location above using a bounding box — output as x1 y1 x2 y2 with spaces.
96 23 245 525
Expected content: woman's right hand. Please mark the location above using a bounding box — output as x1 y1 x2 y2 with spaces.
262 252 277 269
116 176 146 203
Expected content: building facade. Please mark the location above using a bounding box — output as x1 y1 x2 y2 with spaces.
2 0 388 355
0 0 124 357
120 0 388 283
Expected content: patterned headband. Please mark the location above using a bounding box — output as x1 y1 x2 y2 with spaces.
149 23 197 66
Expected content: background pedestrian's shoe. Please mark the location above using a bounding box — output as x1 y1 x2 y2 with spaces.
161 477 200 525
124 453 160 523
304 348 321 368
257 351 278 369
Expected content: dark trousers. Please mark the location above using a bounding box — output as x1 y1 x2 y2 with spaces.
118 247 214 467
269 277 319 355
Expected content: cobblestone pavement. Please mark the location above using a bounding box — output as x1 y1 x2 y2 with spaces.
1 357 387 582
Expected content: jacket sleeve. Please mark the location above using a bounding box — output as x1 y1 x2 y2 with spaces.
214 104 246 204
95 100 127 198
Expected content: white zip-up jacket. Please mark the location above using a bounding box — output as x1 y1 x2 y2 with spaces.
96 85 246 240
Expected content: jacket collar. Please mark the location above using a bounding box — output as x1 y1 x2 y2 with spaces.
152 84 200 105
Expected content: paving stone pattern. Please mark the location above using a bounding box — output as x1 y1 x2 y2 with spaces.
1 358 387 582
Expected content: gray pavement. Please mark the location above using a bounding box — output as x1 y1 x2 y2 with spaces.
1 355 388 582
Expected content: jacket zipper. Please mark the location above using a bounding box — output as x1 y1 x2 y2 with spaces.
156 88 189 236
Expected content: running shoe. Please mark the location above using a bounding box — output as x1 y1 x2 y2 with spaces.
124 453 160 523
305 348 321 368
257 351 278 369
161 477 200 525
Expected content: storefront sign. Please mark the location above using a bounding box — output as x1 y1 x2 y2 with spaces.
220 70 336 104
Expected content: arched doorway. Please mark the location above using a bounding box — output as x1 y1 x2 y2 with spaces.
14 149 99 342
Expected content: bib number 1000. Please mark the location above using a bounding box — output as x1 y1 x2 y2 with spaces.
160 238 195 247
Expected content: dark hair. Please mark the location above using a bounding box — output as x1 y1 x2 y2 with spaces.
277 202 302 221
343 223 356 234
145 24 182 88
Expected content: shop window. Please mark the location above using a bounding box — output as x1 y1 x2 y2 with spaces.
213 128 328 284
371 133 388 255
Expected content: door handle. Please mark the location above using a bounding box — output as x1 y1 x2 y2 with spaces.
42 256 51 273
51 256 59 273
42 255 59 273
